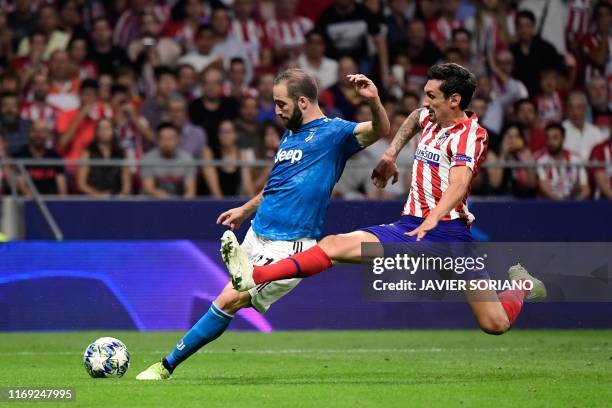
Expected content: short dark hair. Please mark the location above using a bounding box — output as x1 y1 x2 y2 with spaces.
110 84 128 96
452 27 472 40
196 24 214 37
157 122 179 135
545 122 565 138
427 63 476 110
516 10 536 25
0 92 18 102
514 98 536 112
154 65 176 82
80 79 99 92
274 69 318 103
305 29 324 42
230 57 246 66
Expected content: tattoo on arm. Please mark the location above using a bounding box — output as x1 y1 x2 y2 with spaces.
387 108 423 158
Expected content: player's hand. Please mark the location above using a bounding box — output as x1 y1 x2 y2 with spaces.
371 154 399 188
216 206 248 230
347 74 379 100
406 216 438 241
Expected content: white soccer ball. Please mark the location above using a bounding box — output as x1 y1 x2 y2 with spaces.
83 337 130 378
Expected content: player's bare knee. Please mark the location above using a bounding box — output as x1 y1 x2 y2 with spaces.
318 235 342 259
479 316 511 335
214 288 250 315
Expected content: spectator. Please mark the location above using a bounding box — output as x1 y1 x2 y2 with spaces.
77 118 130 197
255 72 276 123
0 9 13 69
163 0 207 53
537 123 589 200
252 120 282 191
202 119 254 198
0 129 12 194
320 56 361 120
177 24 222 73
316 0 387 78
399 19 443 77
514 98 546 153
56 79 113 164
166 93 206 160
386 0 412 58
534 69 565 126
10 31 47 87
14 120 67 196
127 10 181 68
562 91 606 161
188 66 239 153
67 36 97 79
266 0 314 59
450 28 485 76
113 0 161 49
176 63 199 102
586 76 611 131
297 30 338 90
485 48 529 134
109 84 154 166
17 4 70 60
210 7 253 82
141 66 177 132
488 124 538 197
0 71 21 94
426 0 463 51
97 73 113 104
509 10 565 95
114 66 143 109
470 95 500 153
0 92 32 154
141 122 196 199
464 0 514 56
579 1 611 85
223 57 257 99
589 134 612 199
89 17 130 76
231 0 273 69
235 96 260 151
57 0 87 40
20 72 60 134
46 50 80 111
8 0 37 49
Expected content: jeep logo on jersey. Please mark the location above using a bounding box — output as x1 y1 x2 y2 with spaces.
414 148 440 166
275 148 303 164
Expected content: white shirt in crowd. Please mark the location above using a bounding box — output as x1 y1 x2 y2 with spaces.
297 54 339 91
562 119 607 161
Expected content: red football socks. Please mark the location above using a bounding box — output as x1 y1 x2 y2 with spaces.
498 289 529 325
253 245 333 284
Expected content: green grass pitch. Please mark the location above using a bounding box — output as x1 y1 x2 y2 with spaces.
1 330 611 407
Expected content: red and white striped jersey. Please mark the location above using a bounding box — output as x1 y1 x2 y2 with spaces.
567 0 591 38
536 150 588 199
231 19 270 66
265 17 313 50
20 102 60 129
402 110 488 224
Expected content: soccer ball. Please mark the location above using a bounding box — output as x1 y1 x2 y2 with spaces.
83 337 130 378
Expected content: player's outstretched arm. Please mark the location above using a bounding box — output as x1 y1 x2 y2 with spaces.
216 190 264 230
350 74 390 148
372 108 424 188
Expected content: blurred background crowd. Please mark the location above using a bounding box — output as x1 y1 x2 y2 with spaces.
0 0 609 201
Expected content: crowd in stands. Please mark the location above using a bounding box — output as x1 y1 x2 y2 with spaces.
0 0 609 200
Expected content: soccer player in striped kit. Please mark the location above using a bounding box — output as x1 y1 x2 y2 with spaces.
225 63 546 335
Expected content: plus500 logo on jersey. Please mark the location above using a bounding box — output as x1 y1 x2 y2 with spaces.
415 148 440 166
275 148 303 164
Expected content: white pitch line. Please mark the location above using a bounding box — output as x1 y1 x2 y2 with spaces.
0 347 610 357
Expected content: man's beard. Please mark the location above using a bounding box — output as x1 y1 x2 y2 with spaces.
285 107 303 132
33 90 47 102
548 145 563 156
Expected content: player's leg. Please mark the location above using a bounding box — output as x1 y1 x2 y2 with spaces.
137 229 261 380
226 230 380 290
136 284 251 380
466 264 547 335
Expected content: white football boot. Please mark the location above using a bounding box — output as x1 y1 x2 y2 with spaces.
508 263 547 300
221 230 255 291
